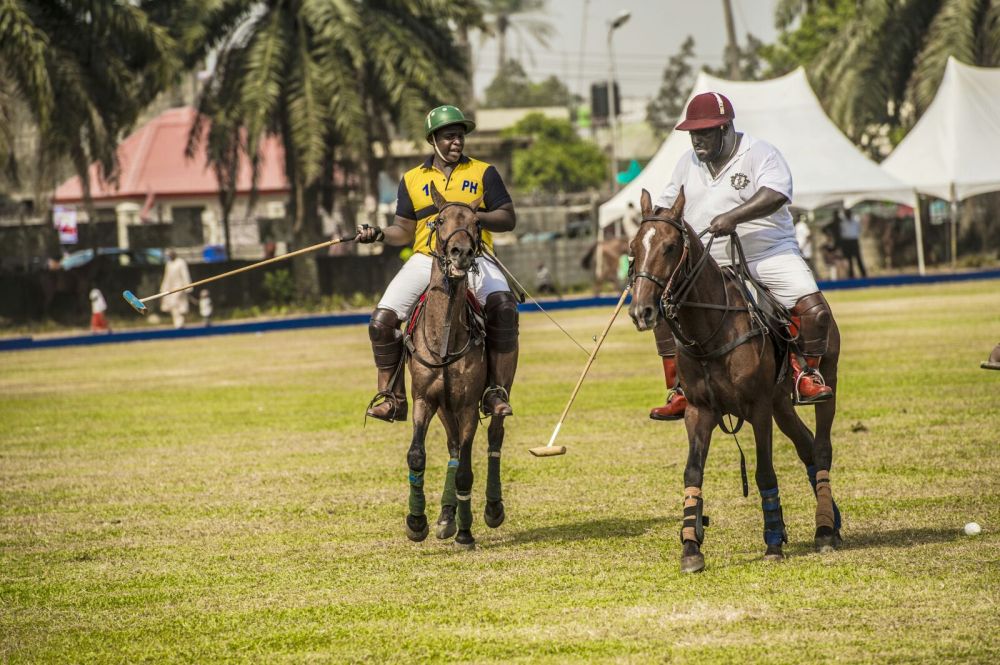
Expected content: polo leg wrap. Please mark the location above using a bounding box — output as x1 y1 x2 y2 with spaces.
456 467 473 531
441 459 458 508
408 470 425 517
680 487 707 544
807 465 842 530
813 469 836 530
486 425 504 504
760 487 788 546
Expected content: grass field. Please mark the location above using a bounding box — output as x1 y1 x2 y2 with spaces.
2 280 999 663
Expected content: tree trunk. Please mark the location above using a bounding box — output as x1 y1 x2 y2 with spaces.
721 0 741 80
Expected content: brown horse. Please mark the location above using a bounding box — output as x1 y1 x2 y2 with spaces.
628 188 842 573
403 183 506 550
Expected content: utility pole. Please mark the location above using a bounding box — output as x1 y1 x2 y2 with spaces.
722 0 741 79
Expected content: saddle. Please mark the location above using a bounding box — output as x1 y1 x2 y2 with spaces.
403 288 486 364
720 265 794 384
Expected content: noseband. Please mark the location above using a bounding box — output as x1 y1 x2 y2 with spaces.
428 201 482 276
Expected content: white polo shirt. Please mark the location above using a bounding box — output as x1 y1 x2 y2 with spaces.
654 133 799 267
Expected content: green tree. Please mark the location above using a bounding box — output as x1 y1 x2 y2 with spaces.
0 0 178 209
480 0 553 70
706 33 765 81
483 60 573 108
502 113 606 192
179 0 481 296
646 36 697 138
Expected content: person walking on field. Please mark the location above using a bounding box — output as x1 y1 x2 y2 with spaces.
837 208 867 278
357 105 520 423
648 91 835 421
160 249 192 329
89 288 111 334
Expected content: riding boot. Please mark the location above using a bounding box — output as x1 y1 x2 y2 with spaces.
789 292 833 404
650 320 687 420
366 308 408 422
482 292 519 417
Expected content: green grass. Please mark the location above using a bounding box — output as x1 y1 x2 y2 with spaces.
2 281 999 663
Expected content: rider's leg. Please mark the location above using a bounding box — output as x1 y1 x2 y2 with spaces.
473 257 518 417
366 308 408 422
650 319 687 420
483 291 518 417
790 291 834 404
366 254 433 422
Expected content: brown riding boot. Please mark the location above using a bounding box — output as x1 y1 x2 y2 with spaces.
366 308 408 422
649 320 686 420
650 356 688 420
790 292 833 405
482 292 519 417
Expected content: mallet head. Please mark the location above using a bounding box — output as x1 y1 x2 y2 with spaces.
122 290 148 315
529 445 567 457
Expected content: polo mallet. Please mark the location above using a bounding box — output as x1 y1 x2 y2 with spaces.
529 286 631 458
122 236 357 314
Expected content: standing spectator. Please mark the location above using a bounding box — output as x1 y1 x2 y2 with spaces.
623 201 642 239
838 209 867 278
536 262 558 296
160 249 192 328
198 289 214 327
89 288 111 334
795 215 815 274
820 224 844 280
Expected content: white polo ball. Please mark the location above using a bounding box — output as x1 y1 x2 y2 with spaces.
963 522 982 536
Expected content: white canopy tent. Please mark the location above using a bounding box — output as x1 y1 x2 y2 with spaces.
599 68 915 267
882 57 1000 269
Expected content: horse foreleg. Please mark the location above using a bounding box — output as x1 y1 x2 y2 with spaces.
752 408 787 561
483 416 506 529
453 411 479 550
680 404 715 573
435 435 460 540
405 400 433 542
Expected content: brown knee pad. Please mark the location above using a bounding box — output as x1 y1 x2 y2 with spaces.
369 308 403 369
791 292 831 357
485 292 519 353
654 318 677 356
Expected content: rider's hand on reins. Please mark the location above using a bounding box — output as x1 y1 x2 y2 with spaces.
709 213 738 236
357 224 384 243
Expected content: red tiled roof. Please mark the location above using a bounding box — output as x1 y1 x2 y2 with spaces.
53 106 289 204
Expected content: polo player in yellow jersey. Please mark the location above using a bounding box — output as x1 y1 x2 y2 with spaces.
358 105 519 423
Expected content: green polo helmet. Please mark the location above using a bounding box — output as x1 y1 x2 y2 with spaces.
424 105 475 142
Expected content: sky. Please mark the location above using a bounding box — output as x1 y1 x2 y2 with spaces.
471 0 780 100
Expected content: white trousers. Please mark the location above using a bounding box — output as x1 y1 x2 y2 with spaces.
377 253 512 319
745 250 820 308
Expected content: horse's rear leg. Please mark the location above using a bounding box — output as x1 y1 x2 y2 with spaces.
813 335 842 551
680 405 714 573
772 398 842 551
483 416 506 529
405 400 434 542
751 409 787 561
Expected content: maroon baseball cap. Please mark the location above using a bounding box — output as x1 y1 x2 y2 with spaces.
675 92 735 131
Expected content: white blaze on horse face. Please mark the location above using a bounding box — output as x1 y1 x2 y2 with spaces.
640 226 656 274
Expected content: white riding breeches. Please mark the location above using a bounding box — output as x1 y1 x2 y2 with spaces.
377 253 512 319
745 250 820 308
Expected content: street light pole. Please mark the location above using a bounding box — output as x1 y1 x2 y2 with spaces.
606 9 630 194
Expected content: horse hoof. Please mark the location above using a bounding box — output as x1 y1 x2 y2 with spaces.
815 527 842 553
455 530 475 551
484 501 505 529
764 545 785 562
405 514 428 542
680 553 705 573
436 506 457 540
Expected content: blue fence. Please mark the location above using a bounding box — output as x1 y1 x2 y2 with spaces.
3 268 999 353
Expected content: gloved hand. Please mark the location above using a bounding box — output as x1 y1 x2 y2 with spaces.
357 224 384 243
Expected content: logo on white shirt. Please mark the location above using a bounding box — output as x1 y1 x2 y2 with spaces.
730 173 749 191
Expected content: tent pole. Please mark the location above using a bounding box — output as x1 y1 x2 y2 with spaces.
949 182 958 270
912 191 926 276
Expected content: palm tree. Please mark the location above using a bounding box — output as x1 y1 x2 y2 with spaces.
0 0 178 211
480 0 553 70
181 0 482 296
774 0 1000 148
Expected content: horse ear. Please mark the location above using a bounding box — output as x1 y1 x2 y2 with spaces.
640 189 652 217
429 181 446 209
470 195 483 212
670 186 686 219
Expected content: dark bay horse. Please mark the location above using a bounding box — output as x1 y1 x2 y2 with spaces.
628 188 842 573
403 183 506 550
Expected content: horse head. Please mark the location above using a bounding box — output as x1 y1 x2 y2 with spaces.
628 187 687 331
429 182 482 280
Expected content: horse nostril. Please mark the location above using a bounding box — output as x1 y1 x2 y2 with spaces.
642 306 655 322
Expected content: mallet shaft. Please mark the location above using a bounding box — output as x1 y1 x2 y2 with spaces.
542 287 630 448
138 236 355 305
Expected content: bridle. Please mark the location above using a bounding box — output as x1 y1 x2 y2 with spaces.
427 201 482 278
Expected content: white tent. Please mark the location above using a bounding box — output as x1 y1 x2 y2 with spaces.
881 58 1000 270
599 68 912 228
882 57 1000 202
